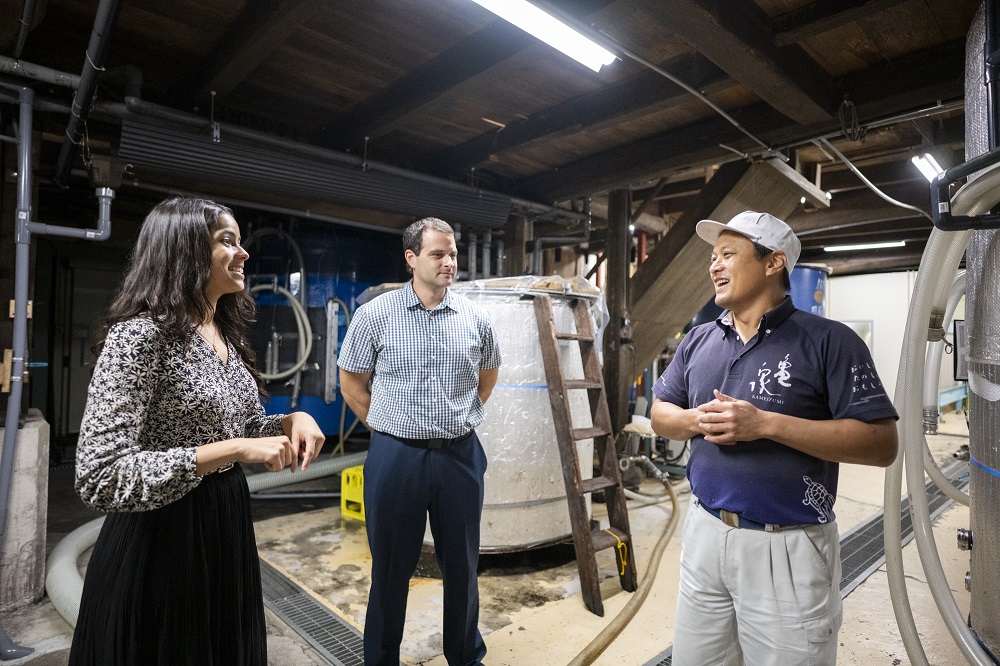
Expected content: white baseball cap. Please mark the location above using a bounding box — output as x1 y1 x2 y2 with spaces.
696 210 801 274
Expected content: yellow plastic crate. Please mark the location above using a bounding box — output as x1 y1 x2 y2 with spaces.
340 465 365 522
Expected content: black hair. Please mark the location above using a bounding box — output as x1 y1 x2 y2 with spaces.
97 196 265 392
751 240 792 291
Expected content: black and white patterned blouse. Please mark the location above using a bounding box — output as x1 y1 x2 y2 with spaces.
75 317 283 512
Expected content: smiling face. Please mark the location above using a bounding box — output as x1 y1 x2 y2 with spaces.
709 230 780 314
406 229 457 295
203 213 249 306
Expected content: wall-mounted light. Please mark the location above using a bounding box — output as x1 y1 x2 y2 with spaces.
470 0 616 72
911 153 944 182
824 240 906 252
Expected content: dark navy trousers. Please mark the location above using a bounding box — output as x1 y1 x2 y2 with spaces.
362 430 487 666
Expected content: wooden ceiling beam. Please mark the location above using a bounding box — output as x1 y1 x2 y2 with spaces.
520 103 790 201
803 247 927 276
627 0 833 124
323 0 616 150
182 0 325 105
424 52 732 175
773 0 912 47
520 42 964 202
323 21 536 149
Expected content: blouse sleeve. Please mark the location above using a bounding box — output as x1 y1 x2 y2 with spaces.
244 400 284 438
74 319 201 512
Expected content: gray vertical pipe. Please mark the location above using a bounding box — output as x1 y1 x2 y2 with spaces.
13 0 39 60
54 0 126 185
483 230 492 278
468 230 478 280
0 85 35 660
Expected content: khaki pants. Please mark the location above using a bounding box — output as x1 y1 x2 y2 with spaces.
671 497 843 666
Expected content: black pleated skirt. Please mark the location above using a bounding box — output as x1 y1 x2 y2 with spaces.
68 465 266 666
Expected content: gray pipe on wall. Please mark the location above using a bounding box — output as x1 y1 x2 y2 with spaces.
0 81 117 660
0 83 37 662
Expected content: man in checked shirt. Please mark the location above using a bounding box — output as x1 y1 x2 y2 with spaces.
339 217 502 666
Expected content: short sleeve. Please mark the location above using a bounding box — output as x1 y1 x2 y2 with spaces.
825 324 898 422
338 305 377 374
479 313 502 370
652 334 692 408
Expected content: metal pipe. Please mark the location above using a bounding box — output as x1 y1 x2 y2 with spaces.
987 0 1000 150
468 230 478 280
482 230 492 278
13 0 38 59
529 203 592 274
107 177 403 236
54 0 127 185
495 239 505 276
27 188 114 240
0 56 80 89
122 97 551 216
0 84 35 662
0 86 116 659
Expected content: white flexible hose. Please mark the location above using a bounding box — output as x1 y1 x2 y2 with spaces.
250 284 313 381
886 158 1000 665
44 454 365 629
895 226 990 666
245 451 366 493
920 272 971 506
623 487 671 506
568 478 680 666
886 225 971 666
44 517 105 628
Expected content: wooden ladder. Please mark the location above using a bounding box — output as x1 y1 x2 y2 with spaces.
532 294 638 616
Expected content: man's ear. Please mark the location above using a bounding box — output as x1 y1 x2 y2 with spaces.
766 251 787 277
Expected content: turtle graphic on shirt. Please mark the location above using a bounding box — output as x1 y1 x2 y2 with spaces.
802 475 834 523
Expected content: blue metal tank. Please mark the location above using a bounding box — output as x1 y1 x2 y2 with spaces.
790 264 832 317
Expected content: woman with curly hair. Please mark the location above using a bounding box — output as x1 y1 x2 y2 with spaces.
69 196 324 665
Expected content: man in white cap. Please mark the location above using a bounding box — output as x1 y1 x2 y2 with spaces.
650 211 898 665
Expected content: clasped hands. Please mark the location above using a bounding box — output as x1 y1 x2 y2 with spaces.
240 412 325 472
695 389 768 445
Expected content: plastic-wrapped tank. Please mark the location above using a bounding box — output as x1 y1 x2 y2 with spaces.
441 277 605 552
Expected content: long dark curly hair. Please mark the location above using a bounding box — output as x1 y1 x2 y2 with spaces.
98 196 264 392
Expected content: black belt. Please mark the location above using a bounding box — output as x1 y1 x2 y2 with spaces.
697 499 791 533
392 431 472 449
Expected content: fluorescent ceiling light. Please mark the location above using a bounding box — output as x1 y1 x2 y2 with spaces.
824 240 906 252
470 0 616 72
911 153 944 182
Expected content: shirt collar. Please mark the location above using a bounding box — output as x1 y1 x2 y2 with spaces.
403 280 453 311
715 296 795 333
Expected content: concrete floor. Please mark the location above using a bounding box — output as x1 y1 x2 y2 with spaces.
0 412 981 665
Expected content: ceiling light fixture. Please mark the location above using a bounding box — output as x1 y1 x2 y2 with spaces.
911 153 944 182
470 0 616 72
824 240 906 253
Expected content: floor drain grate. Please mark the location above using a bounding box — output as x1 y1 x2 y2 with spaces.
260 559 366 666
644 461 969 666
839 460 967 598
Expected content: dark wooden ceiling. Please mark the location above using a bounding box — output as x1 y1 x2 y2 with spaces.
2 0 983 275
